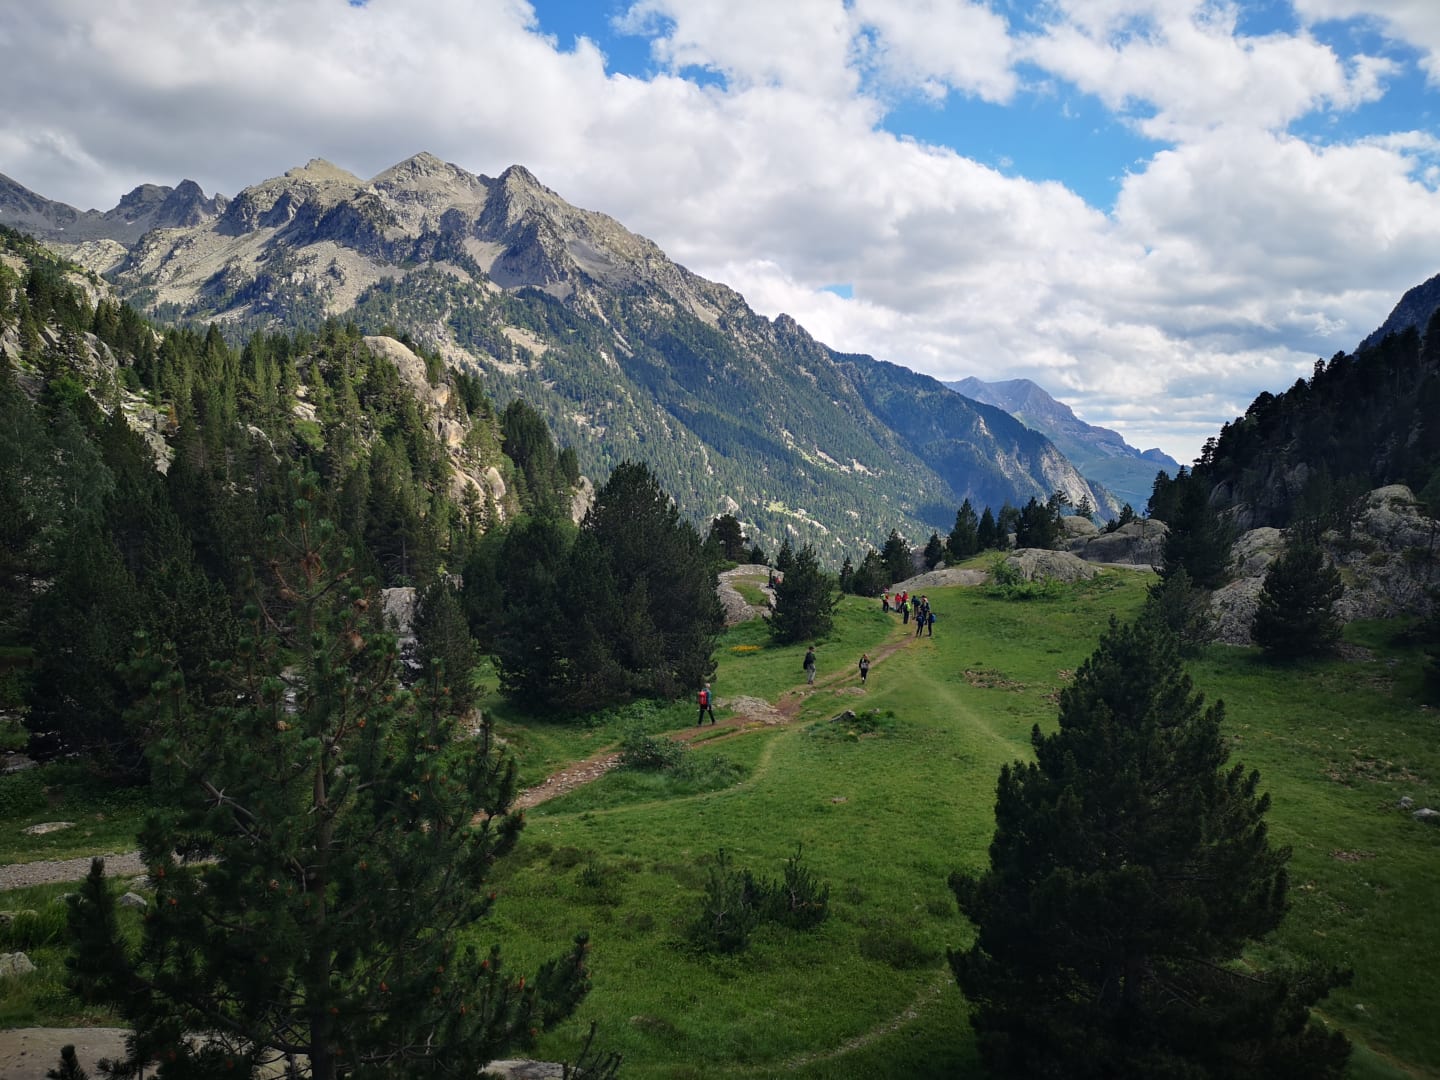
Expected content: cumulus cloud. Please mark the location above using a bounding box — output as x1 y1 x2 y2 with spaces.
2 0 1439 466
1295 0 1440 83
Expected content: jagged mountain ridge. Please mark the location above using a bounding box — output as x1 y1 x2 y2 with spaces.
0 172 227 248
3 154 1111 555
946 376 1179 511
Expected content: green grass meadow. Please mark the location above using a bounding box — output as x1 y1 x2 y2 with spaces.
3 570 1438 1077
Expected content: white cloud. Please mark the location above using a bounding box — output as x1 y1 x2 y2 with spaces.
2 0 1439 468
1295 0 1440 83
1024 1 1395 141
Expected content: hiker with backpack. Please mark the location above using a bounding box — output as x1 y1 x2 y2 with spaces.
858 653 871 686
697 683 716 725
804 645 817 685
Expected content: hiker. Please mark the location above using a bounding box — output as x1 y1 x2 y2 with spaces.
901 599 910 625
882 593 890 613
803 645 817 685
926 610 936 637
697 682 716 725
915 601 928 637
858 653 871 685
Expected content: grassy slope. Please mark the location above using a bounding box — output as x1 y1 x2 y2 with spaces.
3 574 1437 1077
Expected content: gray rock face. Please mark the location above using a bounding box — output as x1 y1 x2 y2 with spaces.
1208 485 1439 646
0 952 36 978
1210 576 1267 646
1003 549 1100 583
1230 528 1283 578
1067 519 1168 566
1414 808 1440 825
119 892 148 910
716 564 774 626
1062 516 1099 539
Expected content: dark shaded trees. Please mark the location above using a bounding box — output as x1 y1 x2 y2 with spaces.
1156 469 1235 590
923 531 945 570
1252 542 1344 659
949 615 1349 1079
768 543 838 644
880 529 912 584
67 475 591 1079
947 499 979 562
482 463 721 712
576 461 723 703
706 513 749 562
976 507 999 552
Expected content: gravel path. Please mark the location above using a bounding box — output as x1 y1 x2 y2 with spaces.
0 851 145 892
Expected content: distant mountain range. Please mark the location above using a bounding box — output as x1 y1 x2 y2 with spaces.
4 156 1125 554
946 377 1179 511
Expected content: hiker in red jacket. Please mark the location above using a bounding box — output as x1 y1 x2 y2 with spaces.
697 683 716 725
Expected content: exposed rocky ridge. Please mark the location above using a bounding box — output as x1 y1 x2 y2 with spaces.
1 157 1109 558
1359 271 1440 351
947 376 1179 512
1211 486 1439 645
0 172 226 246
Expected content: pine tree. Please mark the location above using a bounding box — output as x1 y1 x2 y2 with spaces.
923 531 945 570
409 578 481 712
880 529 911 584
947 499 979 561
67 473 591 1079
1159 469 1235 589
1252 542 1344 659
1142 567 1215 657
976 507 999 552
706 513 749 562
767 544 838 644
774 537 796 575
949 615 1349 1078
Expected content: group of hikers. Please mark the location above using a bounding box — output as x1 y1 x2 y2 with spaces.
884 590 936 637
699 585 940 723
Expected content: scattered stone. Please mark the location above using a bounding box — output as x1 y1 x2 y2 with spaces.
0 910 37 925
1413 808 1440 825
0 952 36 978
1 752 36 775
21 822 74 836
1329 850 1376 862
830 710 857 724
830 796 848 804
119 892 148 909
1398 795 1415 810
486 1061 564 1079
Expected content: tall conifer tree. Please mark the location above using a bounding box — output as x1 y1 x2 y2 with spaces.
68 473 591 1079
950 615 1349 1078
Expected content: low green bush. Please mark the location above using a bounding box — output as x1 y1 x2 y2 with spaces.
686 845 830 953
618 727 687 771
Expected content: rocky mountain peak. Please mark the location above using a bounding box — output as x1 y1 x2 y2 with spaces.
112 183 172 221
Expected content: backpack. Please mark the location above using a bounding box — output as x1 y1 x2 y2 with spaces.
698 689 709 707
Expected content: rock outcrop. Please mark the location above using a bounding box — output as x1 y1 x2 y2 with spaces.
1002 549 1100 583
1067 519 1168 566
1210 485 1438 646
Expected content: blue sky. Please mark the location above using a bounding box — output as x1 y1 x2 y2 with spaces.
3 0 1440 464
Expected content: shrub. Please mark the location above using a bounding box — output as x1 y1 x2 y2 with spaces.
765 844 830 931
686 845 831 953
618 727 687 771
686 848 765 954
